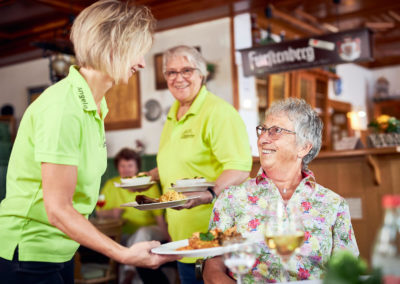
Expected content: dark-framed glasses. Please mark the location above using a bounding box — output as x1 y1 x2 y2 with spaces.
256 125 296 139
164 67 198 81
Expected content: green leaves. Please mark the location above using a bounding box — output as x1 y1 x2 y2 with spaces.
199 231 215 241
323 251 381 284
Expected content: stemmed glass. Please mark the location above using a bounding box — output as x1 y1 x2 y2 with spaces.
264 201 305 282
96 194 106 222
223 238 257 284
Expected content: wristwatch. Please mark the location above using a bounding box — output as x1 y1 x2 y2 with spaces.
206 187 217 203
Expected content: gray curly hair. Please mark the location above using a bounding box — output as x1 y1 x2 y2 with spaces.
265 98 323 170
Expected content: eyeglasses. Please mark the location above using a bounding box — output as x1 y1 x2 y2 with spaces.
256 125 296 139
164 67 198 81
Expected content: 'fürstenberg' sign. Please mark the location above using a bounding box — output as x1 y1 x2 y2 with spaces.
240 28 373 77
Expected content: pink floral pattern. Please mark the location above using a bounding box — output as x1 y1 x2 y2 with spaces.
209 170 359 283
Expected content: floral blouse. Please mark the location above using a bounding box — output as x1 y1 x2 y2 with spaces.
209 170 359 283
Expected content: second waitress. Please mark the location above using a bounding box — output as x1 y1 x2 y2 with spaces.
148 45 252 284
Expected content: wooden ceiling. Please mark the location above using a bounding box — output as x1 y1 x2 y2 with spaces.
0 0 399 68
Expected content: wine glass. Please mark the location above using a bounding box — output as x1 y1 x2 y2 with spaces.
264 201 305 282
96 194 106 209
223 238 257 284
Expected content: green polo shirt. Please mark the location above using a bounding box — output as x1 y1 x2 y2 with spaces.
157 86 252 263
100 176 163 234
0 66 108 262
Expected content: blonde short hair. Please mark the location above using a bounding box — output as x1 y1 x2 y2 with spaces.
70 0 155 83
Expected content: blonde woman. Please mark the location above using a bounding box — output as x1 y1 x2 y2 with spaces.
0 1 178 283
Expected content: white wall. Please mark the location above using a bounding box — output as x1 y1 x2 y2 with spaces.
0 58 51 121
106 17 233 156
370 65 400 96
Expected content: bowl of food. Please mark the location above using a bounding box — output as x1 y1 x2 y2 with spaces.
120 173 151 185
175 177 206 187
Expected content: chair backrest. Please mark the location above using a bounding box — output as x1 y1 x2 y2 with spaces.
74 218 124 284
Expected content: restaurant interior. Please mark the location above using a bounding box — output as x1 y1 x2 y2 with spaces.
0 0 399 283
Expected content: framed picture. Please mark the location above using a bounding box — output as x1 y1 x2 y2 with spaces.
27 85 48 105
154 52 167 90
105 72 141 130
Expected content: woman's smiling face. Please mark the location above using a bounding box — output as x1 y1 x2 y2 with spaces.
257 112 301 172
165 56 203 105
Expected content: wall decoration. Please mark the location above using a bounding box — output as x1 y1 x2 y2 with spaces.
154 52 167 90
144 99 162 121
27 85 48 105
105 72 141 130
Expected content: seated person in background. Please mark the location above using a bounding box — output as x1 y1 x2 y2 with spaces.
97 148 170 284
203 98 359 283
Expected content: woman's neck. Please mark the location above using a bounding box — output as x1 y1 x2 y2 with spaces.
79 67 114 113
266 164 303 200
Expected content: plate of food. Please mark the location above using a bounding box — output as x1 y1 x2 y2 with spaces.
120 173 151 185
151 227 245 258
120 190 199 210
114 181 156 191
170 177 215 192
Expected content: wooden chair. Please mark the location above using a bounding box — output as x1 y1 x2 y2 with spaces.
74 218 123 284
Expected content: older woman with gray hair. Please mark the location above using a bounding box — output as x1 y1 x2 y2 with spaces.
203 98 359 283
148 45 252 284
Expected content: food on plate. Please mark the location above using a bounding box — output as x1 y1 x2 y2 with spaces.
135 195 159 204
135 190 186 204
159 190 186 202
177 226 242 250
120 172 151 184
174 176 207 187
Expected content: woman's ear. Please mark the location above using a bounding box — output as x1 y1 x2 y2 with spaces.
298 142 312 159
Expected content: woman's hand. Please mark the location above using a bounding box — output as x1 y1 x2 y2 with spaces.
172 191 213 210
147 167 159 182
121 241 181 268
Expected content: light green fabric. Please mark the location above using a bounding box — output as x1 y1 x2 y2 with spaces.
157 86 252 263
0 66 108 262
100 176 163 234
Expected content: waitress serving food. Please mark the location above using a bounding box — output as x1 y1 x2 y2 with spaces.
148 45 252 284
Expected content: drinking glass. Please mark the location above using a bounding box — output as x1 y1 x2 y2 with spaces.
264 201 305 282
223 238 257 284
96 194 106 209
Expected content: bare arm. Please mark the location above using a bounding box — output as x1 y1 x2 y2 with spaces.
42 163 179 268
147 167 159 182
179 169 249 209
203 257 235 284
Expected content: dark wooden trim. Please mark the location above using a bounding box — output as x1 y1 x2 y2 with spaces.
229 7 239 110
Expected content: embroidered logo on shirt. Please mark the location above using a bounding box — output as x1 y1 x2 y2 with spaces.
77 87 88 110
181 129 195 139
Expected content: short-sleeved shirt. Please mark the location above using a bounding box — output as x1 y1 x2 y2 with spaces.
0 66 108 262
209 169 359 283
157 86 252 263
100 176 163 234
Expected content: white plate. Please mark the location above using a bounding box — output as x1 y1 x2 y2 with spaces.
114 181 156 191
175 178 206 187
120 196 200 210
170 182 215 192
151 239 226 258
119 176 152 185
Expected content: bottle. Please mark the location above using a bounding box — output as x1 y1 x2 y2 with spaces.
371 195 400 284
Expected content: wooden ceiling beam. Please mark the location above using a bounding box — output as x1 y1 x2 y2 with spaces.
323 3 400 23
0 18 68 39
365 22 396 30
388 10 400 22
268 5 324 35
32 0 84 14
